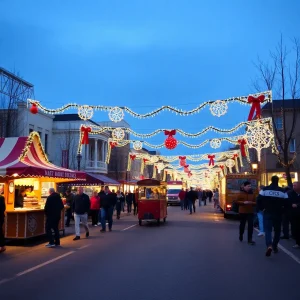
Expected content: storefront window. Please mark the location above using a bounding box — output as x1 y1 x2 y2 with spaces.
267 172 297 187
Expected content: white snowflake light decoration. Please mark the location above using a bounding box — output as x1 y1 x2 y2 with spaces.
225 158 235 173
109 107 124 123
78 105 94 120
244 121 273 161
209 100 228 117
210 138 221 149
112 128 125 140
133 141 143 150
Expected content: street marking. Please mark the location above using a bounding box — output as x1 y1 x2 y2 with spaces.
122 224 137 231
77 244 91 250
254 228 300 265
16 251 75 277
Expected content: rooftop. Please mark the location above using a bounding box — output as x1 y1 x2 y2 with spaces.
0 67 33 88
262 99 300 110
53 114 99 126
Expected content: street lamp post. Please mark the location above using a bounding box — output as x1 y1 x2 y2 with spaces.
77 153 82 171
251 163 258 175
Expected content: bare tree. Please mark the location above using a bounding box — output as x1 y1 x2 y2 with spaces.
252 36 300 186
58 126 77 170
0 68 34 137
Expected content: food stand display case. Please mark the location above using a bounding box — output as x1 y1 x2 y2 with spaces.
137 179 167 226
0 132 86 239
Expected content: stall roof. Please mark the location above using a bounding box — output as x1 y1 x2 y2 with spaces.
58 172 120 186
0 132 85 180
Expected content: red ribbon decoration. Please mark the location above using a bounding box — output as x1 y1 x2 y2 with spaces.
247 95 265 121
110 141 117 149
130 155 136 160
143 158 149 164
188 172 192 178
164 129 176 136
179 156 186 167
219 165 224 170
184 165 189 173
238 139 247 157
208 154 215 166
81 126 91 145
232 153 238 159
179 156 186 159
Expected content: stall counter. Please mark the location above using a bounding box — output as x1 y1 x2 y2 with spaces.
4 209 65 239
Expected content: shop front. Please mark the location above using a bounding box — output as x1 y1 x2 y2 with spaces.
260 171 299 187
119 180 138 193
58 172 120 197
0 132 86 239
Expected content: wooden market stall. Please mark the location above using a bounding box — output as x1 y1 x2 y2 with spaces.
58 172 120 197
0 132 86 239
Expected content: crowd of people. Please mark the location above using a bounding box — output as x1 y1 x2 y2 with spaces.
236 176 300 257
178 187 219 214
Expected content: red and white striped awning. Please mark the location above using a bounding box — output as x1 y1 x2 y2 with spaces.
0 132 85 180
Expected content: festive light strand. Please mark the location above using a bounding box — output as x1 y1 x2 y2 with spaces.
27 91 271 119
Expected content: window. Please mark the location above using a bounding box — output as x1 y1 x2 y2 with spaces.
290 138 296 153
274 117 283 130
29 129 34 134
45 134 48 153
29 124 34 134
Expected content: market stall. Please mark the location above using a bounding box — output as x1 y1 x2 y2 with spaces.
0 132 86 239
119 180 138 193
58 172 120 197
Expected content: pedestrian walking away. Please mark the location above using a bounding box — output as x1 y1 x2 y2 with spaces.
257 176 288 256
126 191 134 214
288 181 300 249
44 188 64 248
237 181 256 245
178 188 186 210
213 188 219 209
90 191 100 226
64 189 74 227
184 188 189 210
100 186 116 232
116 190 124 219
187 187 197 214
73 187 90 240
198 189 203 207
0 192 6 253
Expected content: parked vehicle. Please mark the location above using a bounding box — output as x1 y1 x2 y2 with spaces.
166 181 183 206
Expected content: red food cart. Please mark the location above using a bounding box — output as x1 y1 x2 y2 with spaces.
137 179 167 226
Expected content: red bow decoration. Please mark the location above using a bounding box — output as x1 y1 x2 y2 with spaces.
179 156 187 167
164 129 176 136
247 95 265 121
110 141 117 149
238 139 247 157
232 153 238 159
219 165 224 170
81 126 91 145
143 158 149 164
130 155 136 161
208 154 215 166
184 165 189 173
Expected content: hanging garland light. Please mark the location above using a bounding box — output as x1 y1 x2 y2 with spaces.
108 107 125 122
27 91 271 117
78 105 94 120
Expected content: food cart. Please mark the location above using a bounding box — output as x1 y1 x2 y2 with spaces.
137 179 167 226
219 174 259 218
0 132 86 239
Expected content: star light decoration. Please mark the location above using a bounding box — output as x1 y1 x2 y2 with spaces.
244 121 274 161
209 100 228 117
210 138 221 149
78 105 94 120
133 141 143 151
112 128 125 140
109 107 124 122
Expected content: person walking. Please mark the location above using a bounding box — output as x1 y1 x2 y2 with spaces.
178 188 186 210
44 188 64 248
288 181 300 249
0 193 6 253
198 189 203 207
116 190 124 219
65 189 74 227
126 191 134 214
257 176 288 256
184 188 189 210
202 190 207 206
187 187 197 214
237 181 256 245
100 186 116 232
207 190 213 203
90 191 100 226
133 188 139 216
256 185 265 237
213 189 220 209
73 187 90 241
98 187 105 225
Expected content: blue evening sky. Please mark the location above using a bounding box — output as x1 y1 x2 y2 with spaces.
1 0 299 157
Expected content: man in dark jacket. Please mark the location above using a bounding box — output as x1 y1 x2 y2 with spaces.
207 190 213 203
288 181 300 249
65 189 74 227
44 188 64 248
0 194 6 253
100 186 116 232
257 175 288 256
187 187 197 214
73 187 90 241
126 191 134 214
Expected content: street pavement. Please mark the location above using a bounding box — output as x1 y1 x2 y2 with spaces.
0 203 300 300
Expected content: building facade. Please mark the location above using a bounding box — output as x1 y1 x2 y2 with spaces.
260 100 300 186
